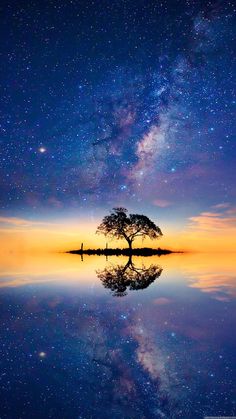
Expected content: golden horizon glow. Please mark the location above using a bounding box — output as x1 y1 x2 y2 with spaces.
0 252 235 306
0 204 236 255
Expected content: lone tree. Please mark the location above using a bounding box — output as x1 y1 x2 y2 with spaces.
96 207 163 251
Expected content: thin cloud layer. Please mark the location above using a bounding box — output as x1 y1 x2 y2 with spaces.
188 205 236 232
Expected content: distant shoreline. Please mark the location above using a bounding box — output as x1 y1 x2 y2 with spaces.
67 247 177 256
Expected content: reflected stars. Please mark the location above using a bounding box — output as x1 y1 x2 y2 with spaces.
39 351 47 358
0 253 235 417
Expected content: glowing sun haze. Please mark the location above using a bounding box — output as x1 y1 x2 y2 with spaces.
0 203 236 254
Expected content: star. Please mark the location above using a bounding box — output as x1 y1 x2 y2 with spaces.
38 147 46 153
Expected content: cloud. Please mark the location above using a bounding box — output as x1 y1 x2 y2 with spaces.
153 199 172 208
188 273 236 302
188 207 236 232
153 297 172 306
212 203 230 209
200 212 221 217
153 297 172 305
0 217 48 227
0 216 64 234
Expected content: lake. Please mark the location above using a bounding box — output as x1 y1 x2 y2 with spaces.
0 252 235 418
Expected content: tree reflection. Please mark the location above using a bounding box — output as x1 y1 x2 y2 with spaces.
96 256 163 297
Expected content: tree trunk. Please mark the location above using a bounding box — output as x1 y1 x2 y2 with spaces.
127 238 132 251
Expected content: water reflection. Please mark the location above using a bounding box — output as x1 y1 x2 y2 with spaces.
97 256 163 296
0 252 235 418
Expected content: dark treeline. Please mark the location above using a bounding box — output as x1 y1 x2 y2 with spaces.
67 247 174 256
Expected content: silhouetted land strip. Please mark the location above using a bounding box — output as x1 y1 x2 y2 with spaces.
67 247 175 256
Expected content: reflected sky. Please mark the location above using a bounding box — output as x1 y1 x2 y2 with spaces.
0 253 235 418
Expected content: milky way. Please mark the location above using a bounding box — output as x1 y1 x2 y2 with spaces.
0 0 235 215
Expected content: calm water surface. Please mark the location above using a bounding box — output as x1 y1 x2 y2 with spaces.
0 252 235 418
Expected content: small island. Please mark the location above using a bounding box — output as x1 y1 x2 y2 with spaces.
68 247 173 256
68 207 175 256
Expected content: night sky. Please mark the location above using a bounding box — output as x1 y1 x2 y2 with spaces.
0 0 236 219
0 4 236 416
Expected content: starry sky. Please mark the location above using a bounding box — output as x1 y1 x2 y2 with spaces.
0 0 236 230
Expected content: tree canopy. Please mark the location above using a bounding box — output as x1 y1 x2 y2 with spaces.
96 207 163 250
